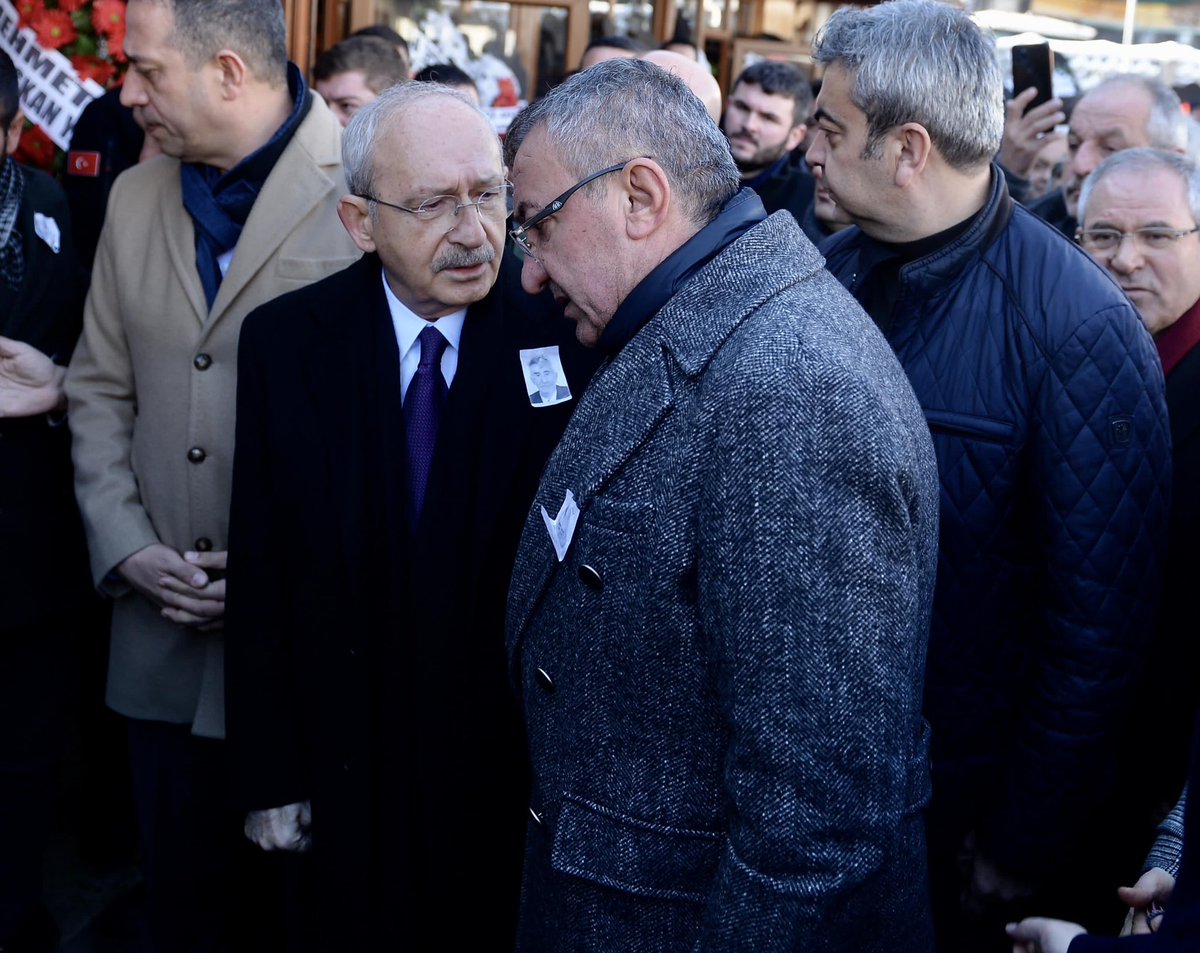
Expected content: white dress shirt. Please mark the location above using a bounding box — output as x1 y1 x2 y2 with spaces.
381 270 466 401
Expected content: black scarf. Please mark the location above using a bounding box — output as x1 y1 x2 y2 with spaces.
0 154 24 294
180 63 312 309
598 188 767 355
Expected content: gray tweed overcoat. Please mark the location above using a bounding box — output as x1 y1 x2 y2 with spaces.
506 212 941 952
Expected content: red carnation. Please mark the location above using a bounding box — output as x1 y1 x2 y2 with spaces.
72 54 118 87
92 0 126 36
14 124 58 172
15 0 44 29
31 8 77 50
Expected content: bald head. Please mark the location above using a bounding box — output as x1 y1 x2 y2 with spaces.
641 49 721 121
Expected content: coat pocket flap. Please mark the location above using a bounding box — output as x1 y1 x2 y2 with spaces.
550 795 723 903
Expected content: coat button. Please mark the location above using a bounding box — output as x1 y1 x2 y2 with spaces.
187 447 206 464
534 667 555 693
194 537 213 552
193 353 213 371
578 564 603 591
529 807 544 827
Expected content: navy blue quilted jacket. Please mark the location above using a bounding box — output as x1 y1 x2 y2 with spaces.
822 169 1172 877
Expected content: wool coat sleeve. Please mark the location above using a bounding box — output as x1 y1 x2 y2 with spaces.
693 334 936 950
65 192 160 587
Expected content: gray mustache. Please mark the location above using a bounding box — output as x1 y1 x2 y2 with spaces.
434 246 496 272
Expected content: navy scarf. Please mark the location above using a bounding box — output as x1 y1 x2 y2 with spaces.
180 63 311 309
598 188 767 355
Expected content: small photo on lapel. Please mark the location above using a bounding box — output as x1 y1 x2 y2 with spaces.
520 346 573 408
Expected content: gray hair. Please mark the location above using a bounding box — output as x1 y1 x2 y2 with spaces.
503 57 740 227
1082 75 1187 152
1078 147 1200 226
813 0 1004 171
134 0 287 85
342 82 498 206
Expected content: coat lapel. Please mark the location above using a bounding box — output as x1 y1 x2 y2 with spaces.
206 143 339 327
1168 343 1200 447
505 325 674 648
308 256 403 585
506 212 822 649
157 169 209 327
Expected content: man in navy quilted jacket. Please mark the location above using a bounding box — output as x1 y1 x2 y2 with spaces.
810 2 1173 950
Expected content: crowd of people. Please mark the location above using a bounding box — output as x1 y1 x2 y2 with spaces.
2 0 1199 950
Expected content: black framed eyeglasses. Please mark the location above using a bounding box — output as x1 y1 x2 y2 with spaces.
357 183 511 226
1076 225 1200 253
509 160 639 262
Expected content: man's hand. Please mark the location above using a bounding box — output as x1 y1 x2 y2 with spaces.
1006 917 1087 953
1119 867 1175 935
963 843 1037 915
118 545 227 630
245 802 312 852
997 88 1065 178
0 336 66 418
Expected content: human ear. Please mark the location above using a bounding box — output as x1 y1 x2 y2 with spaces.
337 195 378 254
214 49 248 100
622 158 671 240
894 122 932 188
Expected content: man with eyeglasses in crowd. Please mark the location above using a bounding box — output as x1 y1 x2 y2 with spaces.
809 2 1171 949
1028 75 1187 238
223 81 593 949
503 57 941 952
1074 148 1200 835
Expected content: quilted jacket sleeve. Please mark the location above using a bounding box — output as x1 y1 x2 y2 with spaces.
982 298 1172 875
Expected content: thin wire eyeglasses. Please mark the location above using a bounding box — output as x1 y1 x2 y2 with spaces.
356 183 511 225
509 160 639 262
1076 225 1200 253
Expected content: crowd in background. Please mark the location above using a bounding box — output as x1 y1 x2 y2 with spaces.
3 1 1200 951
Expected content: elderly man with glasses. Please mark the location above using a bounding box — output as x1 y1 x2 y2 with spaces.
1074 144 1200 857
222 81 594 949
504 57 941 952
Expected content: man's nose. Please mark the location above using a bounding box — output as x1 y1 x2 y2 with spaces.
447 201 488 243
1107 233 1144 274
120 72 146 108
807 130 827 170
521 252 549 296
1072 141 1101 179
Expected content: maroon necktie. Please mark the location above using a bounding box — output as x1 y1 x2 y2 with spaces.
404 324 449 524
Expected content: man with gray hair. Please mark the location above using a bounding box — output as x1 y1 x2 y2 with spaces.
1076 148 1200 826
64 0 359 947
505 56 941 951
1030 74 1188 238
223 81 593 948
810 2 1172 950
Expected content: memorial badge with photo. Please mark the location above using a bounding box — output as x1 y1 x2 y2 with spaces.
520 346 572 407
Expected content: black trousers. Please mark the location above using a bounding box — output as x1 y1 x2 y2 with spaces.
0 614 78 950
125 718 289 953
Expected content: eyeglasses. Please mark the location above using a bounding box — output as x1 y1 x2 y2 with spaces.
509 160 638 262
357 184 511 225
1076 225 1200 253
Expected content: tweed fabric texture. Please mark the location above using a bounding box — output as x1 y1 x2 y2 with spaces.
508 212 940 952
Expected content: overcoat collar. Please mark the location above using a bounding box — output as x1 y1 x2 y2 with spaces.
507 212 824 648
158 94 345 334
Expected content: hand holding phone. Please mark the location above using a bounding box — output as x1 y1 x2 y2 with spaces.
1012 42 1055 114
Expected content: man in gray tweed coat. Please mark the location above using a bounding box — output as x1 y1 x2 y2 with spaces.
504 57 941 951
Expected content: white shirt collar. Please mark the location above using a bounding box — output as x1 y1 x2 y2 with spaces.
382 270 467 359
